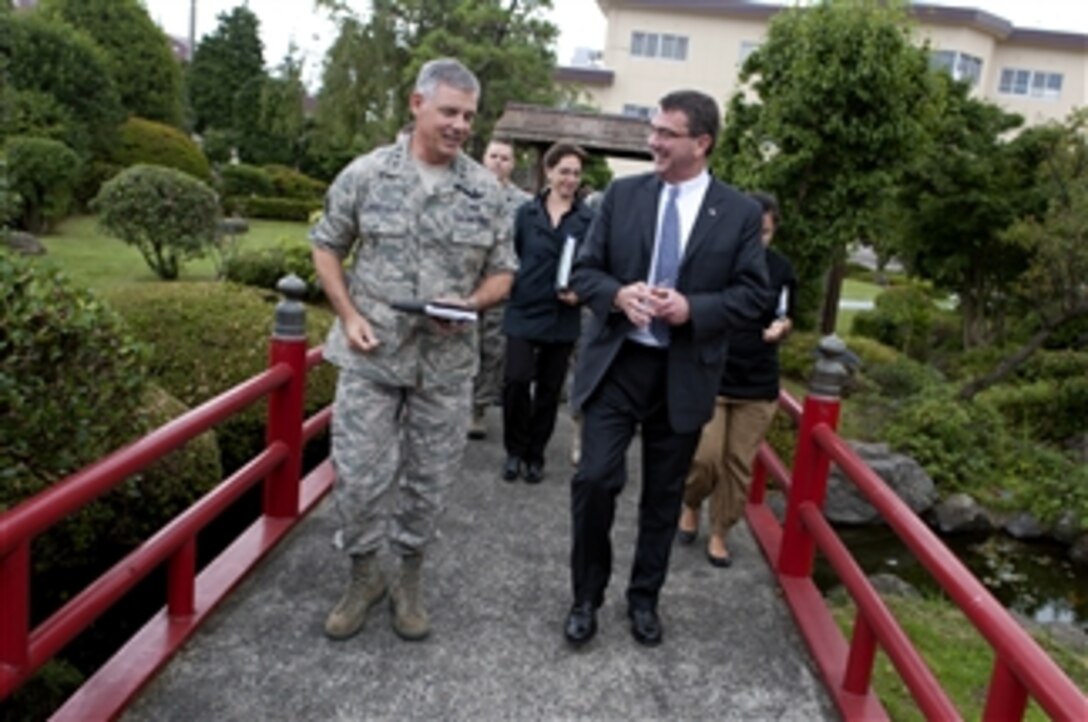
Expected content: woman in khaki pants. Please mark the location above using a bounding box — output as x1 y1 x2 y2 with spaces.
677 192 796 566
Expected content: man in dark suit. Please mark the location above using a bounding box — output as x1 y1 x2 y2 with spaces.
565 90 769 647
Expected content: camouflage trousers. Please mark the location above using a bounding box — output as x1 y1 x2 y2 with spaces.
330 370 471 557
471 305 506 410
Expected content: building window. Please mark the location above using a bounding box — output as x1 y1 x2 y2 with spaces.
738 41 761 65
929 50 982 87
622 104 653 120
999 68 1063 100
630 30 688 61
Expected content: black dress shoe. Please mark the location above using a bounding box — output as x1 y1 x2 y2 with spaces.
524 461 544 484
676 528 697 545
706 549 733 568
628 607 663 647
502 455 522 482
564 601 597 647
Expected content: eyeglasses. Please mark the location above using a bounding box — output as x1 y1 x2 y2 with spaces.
649 125 692 140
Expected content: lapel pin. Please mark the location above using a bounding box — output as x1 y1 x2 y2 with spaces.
708 208 718 216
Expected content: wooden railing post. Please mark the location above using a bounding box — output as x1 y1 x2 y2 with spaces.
778 335 850 577
264 275 308 519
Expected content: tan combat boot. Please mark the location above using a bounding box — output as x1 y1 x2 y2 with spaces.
390 553 430 641
324 552 386 640
467 406 487 440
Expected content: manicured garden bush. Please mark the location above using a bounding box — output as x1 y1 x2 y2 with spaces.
93 164 219 280
103 282 337 474
220 163 274 198
3 135 81 233
884 389 1008 495
1 86 74 146
0 251 221 577
227 196 323 222
109 117 212 183
851 280 938 361
1 12 124 157
980 378 1088 447
263 164 327 200
222 240 320 298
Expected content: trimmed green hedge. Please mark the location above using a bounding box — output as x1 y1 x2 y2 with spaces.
4 135 81 233
263 164 326 200
0 251 221 577
110 117 212 183
226 196 323 222
220 163 273 198
104 282 336 474
222 240 320 298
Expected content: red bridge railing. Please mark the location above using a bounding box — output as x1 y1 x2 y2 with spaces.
0 276 333 721
3 283 1085 720
748 336 1087 721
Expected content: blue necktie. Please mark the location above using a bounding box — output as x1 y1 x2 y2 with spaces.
650 185 681 344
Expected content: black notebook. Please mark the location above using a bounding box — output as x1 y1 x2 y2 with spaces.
390 299 478 323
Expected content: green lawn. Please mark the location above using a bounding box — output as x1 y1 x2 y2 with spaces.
831 594 1088 721
842 277 884 302
39 215 311 292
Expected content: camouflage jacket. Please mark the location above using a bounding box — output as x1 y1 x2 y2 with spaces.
310 137 517 388
499 183 532 225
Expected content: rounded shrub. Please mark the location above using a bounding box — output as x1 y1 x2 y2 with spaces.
884 389 1009 495
850 280 937 361
263 164 327 200
109 117 212 182
92 164 219 280
220 163 274 198
103 282 337 474
3 135 81 233
0 251 220 576
980 378 1088 447
228 196 323 222
778 331 821 382
222 240 320 299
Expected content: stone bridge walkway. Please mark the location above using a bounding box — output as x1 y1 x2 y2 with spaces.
122 409 836 721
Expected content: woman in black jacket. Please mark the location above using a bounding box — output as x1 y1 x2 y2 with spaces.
501 142 594 483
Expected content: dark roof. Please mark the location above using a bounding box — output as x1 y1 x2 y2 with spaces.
554 66 615 86
493 103 651 160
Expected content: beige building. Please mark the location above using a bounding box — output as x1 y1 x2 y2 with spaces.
559 1 1087 133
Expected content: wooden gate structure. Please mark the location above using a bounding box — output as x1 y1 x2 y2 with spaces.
492 102 652 190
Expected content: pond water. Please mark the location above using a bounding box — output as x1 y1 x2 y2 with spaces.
813 525 1087 630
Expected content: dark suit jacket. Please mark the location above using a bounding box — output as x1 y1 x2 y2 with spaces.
570 171 770 434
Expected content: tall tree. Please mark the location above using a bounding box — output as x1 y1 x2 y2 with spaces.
39 0 184 127
1 12 124 157
959 109 1088 398
409 0 559 156
235 47 308 166
312 0 558 161
882 75 1053 348
187 6 265 134
713 0 935 331
309 13 401 174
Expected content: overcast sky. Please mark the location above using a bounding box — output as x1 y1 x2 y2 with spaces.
143 1 1088 88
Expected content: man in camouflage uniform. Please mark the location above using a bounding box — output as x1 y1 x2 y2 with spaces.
468 138 532 439
311 58 516 642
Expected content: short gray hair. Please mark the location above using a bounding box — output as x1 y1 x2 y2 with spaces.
415 57 480 98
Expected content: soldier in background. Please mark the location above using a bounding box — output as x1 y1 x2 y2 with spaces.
310 58 516 643
468 138 532 439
